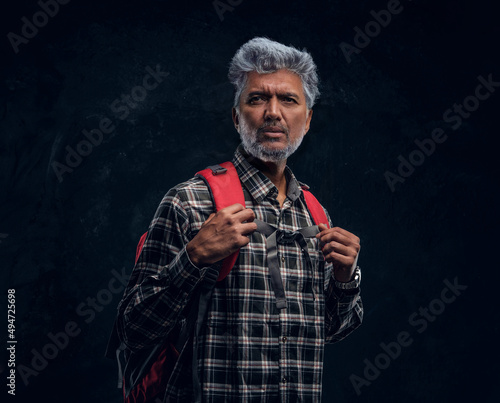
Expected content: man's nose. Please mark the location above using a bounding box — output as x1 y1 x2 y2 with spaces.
264 97 282 120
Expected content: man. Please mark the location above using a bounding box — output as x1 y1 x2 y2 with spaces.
116 37 363 402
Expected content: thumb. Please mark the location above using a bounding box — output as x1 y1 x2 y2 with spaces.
202 212 216 226
317 223 328 233
316 223 328 240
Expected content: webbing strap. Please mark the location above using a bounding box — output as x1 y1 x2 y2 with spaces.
116 343 125 389
192 267 219 402
253 219 320 310
266 230 287 309
254 219 275 236
196 163 326 310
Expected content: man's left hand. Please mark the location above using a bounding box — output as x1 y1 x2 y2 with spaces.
316 224 360 282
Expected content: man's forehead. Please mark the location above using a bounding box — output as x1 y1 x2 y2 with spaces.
243 69 305 97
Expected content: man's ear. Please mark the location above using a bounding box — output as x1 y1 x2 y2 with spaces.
304 109 313 135
232 107 239 130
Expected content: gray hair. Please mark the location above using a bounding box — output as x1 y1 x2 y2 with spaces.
228 37 320 110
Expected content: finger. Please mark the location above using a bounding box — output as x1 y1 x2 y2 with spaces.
316 225 336 239
219 203 246 214
322 240 356 258
236 233 252 247
319 230 360 250
317 226 360 243
318 223 328 232
330 226 360 244
204 213 216 225
239 221 258 235
233 208 256 223
318 230 350 245
323 250 356 267
316 224 330 244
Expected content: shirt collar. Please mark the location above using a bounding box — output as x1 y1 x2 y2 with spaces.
232 144 303 204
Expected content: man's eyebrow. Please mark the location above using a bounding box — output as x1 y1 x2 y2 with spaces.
246 91 300 99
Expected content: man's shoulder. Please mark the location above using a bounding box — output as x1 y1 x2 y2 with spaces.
294 179 332 223
160 176 212 207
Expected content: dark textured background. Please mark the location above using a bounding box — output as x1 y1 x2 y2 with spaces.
1 0 499 402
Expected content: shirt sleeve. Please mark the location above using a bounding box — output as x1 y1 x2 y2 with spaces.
324 281 363 344
323 211 364 344
115 184 211 352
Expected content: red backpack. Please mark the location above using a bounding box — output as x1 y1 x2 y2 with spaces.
106 162 329 403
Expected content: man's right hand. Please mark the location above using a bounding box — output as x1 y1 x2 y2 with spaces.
186 203 257 267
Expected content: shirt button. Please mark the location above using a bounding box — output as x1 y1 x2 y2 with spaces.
282 336 287 343
281 257 285 263
282 377 287 383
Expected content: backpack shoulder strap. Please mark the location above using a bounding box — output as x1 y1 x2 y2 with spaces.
195 161 245 281
133 162 244 281
135 232 147 263
135 166 327 281
302 188 330 228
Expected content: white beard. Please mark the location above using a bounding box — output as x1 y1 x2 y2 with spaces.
237 115 304 163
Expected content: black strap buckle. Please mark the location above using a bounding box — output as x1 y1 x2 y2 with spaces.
207 165 227 176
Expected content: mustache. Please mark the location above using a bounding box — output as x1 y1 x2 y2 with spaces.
256 120 289 136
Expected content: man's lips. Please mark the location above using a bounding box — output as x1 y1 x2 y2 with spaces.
259 126 287 138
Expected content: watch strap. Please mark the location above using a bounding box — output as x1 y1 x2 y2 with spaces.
333 266 361 290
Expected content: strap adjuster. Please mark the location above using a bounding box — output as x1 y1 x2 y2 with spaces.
207 165 227 176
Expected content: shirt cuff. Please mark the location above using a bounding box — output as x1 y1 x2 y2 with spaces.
168 246 206 292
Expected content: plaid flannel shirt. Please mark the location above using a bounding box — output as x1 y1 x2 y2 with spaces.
116 146 363 402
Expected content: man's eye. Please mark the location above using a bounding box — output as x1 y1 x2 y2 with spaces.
284 97 296 103
249 96 264 103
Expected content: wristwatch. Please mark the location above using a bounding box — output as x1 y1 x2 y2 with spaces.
333 267 361 290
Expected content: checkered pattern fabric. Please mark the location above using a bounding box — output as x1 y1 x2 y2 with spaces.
116 146 363 402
